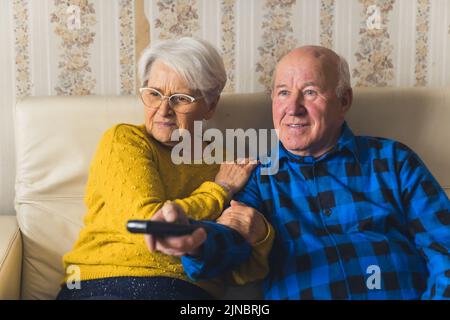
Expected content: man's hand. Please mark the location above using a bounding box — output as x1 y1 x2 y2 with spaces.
144 201 207 257
216 200 267 245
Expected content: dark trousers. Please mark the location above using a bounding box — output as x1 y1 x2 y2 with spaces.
56 276 213 300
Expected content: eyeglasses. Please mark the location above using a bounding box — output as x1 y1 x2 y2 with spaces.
139 87 203 114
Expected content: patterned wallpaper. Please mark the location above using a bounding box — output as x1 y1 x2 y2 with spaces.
51 0 97 95
144 0 450 91
352 0 395 87
155 0 200 39
5 0 450 98
256 0 298 90
13 0 32 97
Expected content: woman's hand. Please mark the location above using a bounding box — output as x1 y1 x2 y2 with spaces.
216 200 268 246
214 159 258 197
144 201 207 257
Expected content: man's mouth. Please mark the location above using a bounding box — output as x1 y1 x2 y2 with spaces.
287 123 309 128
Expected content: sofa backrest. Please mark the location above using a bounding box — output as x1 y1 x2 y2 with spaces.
14 88 450 299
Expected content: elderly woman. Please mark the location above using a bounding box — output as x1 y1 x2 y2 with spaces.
56 38 271 300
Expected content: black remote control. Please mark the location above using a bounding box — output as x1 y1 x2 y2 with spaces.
126 220 201 237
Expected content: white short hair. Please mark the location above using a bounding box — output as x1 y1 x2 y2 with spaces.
336 54 351 98
138 37 227 105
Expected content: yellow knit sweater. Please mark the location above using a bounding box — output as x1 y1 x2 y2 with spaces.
63 123 273 298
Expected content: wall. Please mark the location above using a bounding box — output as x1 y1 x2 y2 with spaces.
1 0 450 215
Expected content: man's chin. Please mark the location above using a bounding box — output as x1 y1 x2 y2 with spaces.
283 143 310 157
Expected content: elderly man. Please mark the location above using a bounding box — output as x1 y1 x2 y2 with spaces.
148 46 450 300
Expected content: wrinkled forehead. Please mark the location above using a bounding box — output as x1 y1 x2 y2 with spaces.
274 48 339 88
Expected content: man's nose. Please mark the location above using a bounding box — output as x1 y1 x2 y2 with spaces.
285 93 307 116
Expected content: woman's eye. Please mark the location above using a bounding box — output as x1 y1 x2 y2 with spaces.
149 91 160 97
172 96 191 104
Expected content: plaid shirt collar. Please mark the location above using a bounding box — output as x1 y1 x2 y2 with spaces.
277 121 361 164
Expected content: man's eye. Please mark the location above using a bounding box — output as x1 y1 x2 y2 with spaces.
278 90 289 97
304 89 316 96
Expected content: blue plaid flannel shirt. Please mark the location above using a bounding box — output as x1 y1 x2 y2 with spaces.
182 122 450 299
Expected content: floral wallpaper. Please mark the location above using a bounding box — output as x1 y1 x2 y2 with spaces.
415 0 430 86
154 0 200 39
51 0 97 95
320 0 335 49
352 0 395 87
256 0 298 90
119 0 136 94
221 0 236 92
6 0 450 98
13 0 32 97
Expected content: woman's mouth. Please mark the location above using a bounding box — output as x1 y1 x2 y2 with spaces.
156 122 177 127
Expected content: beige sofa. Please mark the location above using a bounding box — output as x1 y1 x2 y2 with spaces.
1 88 449 300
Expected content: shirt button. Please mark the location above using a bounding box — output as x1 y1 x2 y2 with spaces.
324 209 332 216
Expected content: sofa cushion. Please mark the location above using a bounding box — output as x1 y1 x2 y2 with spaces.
0 215 22 300
14 96 143 299
347 87 450 197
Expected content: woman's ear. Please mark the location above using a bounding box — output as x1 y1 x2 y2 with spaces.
203 95 220 120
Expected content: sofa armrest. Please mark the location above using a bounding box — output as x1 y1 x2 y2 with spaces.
0 216 22 300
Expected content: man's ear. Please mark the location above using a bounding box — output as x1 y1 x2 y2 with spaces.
203 95 220 120
340 88 353 114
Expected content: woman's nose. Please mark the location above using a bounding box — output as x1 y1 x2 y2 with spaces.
157 98 175 116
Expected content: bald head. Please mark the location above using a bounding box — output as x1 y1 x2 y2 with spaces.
274 46 350 98
280 46 340 68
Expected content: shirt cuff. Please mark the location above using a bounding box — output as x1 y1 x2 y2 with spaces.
181 220 252 281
